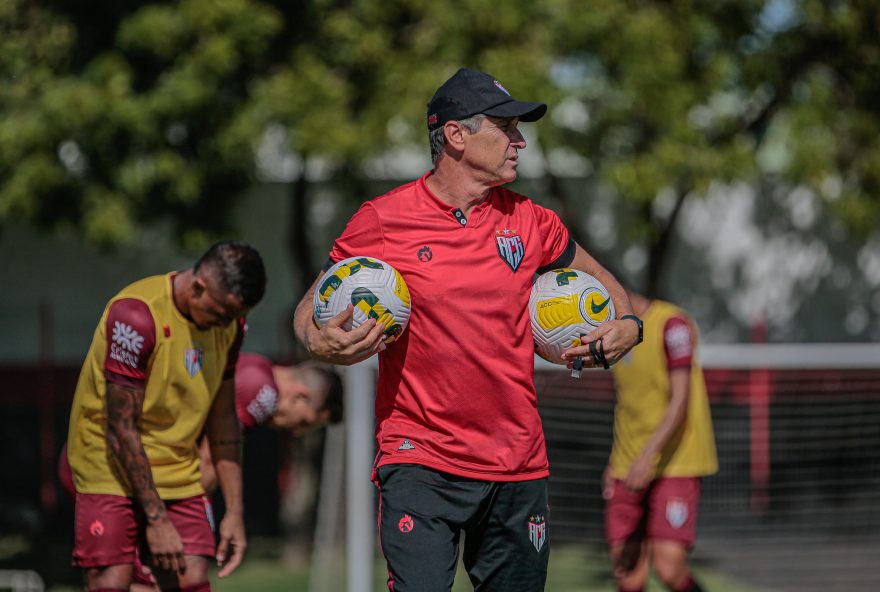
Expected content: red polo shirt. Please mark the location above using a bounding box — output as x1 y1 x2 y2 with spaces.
329 172 574 480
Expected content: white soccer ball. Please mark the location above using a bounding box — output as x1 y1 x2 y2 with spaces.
313 256 411 345
529 268 615 364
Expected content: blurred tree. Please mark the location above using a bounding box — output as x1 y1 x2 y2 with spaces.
0 0 283 250
2 0 878 307
227 0 563 289
541 0 880 297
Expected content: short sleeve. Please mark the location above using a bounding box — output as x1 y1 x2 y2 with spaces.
664 316 694 370
222 318 247 380
104 298 156 388
532 202 574 272
328 202 384 266
234 353 279 428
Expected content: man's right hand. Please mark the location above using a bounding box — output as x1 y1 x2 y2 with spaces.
305 305 387 365
146 516 186 575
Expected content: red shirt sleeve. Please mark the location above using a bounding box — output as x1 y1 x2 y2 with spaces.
328 202 384 264
234 353 279 428
532 202 573 270
223 318 247 380
104 298 156 388
663 315 694 371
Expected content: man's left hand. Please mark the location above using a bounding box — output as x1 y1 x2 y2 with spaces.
561 318 639 368
624 454 654 491
216 512 247 577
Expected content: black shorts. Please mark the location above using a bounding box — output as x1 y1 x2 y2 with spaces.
376 463 549 592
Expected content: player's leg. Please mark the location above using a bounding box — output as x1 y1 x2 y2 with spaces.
129 547 160 591
376 464 474 592
604 478 650 592
645 477 704 592
461 478 549 592
145 495 215 591
151 556 211 591
74 493 139 590
609 540 650 591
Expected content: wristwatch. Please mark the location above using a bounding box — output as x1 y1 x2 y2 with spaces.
621 314 643 344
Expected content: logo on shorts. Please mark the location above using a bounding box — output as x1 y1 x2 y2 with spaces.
398 514 414 533
184 346 204 377
666 498 688 529
89 519 105 537
417 245 433 262
397 439 416 451
204 496 216 533
495 229 524 272
528 515 546 552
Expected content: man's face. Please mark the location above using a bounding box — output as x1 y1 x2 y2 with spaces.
461 116 526 186
270 378 331 436
188 273 249 330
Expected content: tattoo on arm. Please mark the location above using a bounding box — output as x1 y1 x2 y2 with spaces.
105 381 166 523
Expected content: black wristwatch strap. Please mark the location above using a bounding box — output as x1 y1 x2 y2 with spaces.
621 314 643 344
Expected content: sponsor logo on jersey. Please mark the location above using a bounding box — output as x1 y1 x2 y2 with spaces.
666 498 688 529
397 439 416 451
417 245 433 262
246 384 279 425
398 514 414 533
528 515 546 552
110 322 144 368
184 346 204 378
495 228 524 272
665 323 693 360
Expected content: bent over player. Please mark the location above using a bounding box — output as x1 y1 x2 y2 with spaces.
61 351 341 591
604 291 718 592
66 241 265 591
293 68 641 592
199 352 343 494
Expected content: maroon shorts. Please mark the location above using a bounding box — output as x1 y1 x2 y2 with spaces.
604 477 702 547
72 493 215 568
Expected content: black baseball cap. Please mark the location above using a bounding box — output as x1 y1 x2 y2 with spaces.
426 68 547 131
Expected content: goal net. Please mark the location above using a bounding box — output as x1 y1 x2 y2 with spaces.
313 343 880 592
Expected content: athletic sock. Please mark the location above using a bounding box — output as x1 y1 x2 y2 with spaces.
179 584 212 592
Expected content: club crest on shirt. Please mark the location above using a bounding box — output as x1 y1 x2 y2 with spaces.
495 228 524 272
528 515 546 552
184 346 204 378
666 498 688 529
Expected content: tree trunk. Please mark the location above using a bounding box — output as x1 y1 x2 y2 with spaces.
288 155 315 295
645 186 688 299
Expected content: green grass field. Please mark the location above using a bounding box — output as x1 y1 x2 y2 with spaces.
203 538 760 592
1 533 759 591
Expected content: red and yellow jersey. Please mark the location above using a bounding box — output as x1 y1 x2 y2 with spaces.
329 171 573 481
67 273 243 499
609 300 718 479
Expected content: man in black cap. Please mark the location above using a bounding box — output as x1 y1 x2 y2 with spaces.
293 67 641 591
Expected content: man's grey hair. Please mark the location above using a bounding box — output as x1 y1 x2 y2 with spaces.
429 113 486 165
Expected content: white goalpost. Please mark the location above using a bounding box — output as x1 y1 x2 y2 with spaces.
310 343 880 592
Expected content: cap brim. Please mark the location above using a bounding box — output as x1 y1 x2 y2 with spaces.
483 100 547 122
